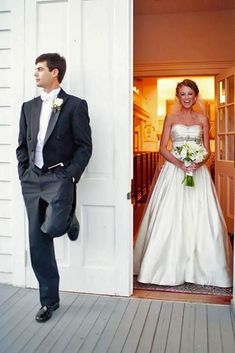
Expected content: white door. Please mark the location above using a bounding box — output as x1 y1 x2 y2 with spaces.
215 68 235 234
24 0 133 295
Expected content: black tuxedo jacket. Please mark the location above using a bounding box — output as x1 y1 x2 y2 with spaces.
16 88 92 182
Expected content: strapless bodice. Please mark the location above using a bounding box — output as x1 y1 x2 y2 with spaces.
171 124 202 147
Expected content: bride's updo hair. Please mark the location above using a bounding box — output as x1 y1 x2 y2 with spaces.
169 79 205 115
176 79 199 97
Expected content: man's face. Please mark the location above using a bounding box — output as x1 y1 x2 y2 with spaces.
34 61 58 90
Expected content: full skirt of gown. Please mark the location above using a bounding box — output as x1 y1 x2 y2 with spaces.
133 162 233 287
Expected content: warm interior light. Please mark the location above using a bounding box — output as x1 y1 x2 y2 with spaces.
219 81 225 104
157 76 215 118
133 86 140 95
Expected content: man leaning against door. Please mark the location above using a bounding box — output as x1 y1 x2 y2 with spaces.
16 52 92 322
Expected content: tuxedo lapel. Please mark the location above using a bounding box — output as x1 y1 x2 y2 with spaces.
43 89 69 146
44 109 60 146
31 97 42 148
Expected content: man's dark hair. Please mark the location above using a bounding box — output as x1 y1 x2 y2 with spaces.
35 53 66 83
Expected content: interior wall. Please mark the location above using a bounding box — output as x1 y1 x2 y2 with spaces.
134 10 235 65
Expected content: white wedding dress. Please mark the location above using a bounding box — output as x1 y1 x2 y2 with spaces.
134 124 233 287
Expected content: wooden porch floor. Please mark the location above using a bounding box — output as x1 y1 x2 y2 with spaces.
0 284 234 353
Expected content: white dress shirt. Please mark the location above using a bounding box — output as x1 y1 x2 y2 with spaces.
35 87 61 168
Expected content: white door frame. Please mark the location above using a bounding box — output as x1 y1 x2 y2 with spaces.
215 67 235 306
215 68 235 232
134 60 235 77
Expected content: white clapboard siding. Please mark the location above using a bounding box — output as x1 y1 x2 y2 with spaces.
0 218 11 237
0 5 13 283
0 126 11 144
0 106 12 125
0 182 12 199
0 163 11 180
0 253 12 273
0 235 12 254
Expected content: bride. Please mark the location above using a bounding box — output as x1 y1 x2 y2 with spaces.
134 79 233 287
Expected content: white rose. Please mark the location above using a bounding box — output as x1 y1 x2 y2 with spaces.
54 98 63 107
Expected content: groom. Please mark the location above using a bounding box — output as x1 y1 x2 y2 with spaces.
16 53 92 322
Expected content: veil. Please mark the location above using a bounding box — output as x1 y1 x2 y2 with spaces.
169 94 206 115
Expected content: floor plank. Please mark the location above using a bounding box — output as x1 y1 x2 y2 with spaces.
122 299 151 353
231 308 235 339
194 304 208 353
62 296 108 353
207 305 223 353
151 301 173 353
217 305 235 353
107 298 141 353
180 303 195 353
0 289 38 339
20 292 78 353
136 301 162 353
165 302 184 353
23 294 84 353
4 291 70 353
0 295 38 353
78 297 120 353
0 288 28 317
0 284 20 307
44 294 99 353
92 297 130 353
0 284 234 353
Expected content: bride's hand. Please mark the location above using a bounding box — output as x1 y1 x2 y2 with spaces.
186 163 202 172
178 162 189 172
179 162 199 172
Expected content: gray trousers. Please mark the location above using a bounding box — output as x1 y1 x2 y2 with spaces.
21 165 74 306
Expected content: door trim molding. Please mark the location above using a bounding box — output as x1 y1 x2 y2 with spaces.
134 60 235 77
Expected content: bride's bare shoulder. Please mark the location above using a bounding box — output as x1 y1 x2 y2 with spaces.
165 114 179 125
196 113 209 126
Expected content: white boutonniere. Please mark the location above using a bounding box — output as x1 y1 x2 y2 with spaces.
52 98 63 113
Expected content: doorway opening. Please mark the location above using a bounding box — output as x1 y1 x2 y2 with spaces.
133 75 216 239
132 76 233 304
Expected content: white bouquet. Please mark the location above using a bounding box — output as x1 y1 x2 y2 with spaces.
173 141 208 187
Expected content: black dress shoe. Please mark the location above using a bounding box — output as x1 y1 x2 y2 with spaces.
67 214 80 241
35 302 60 323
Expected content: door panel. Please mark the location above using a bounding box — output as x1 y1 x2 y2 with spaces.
24 0 133 295
215 68 235 233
